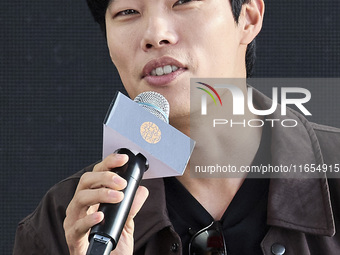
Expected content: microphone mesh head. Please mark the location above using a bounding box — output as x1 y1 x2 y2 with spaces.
134 91 170 123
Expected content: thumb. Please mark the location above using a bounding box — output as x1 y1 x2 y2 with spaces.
123 186 149 235
110 186 149 255
129 186 149 219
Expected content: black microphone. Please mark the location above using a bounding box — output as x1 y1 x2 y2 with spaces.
86 91 170 255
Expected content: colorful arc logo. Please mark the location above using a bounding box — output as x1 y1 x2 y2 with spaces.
196 82 223 106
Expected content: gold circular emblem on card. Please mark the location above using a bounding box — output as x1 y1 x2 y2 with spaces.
140 122 161 144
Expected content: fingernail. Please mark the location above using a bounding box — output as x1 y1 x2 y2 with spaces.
115 154 128 161
113 176 127 187
108 190 124 200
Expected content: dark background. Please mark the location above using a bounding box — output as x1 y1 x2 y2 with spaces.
1 0 340 253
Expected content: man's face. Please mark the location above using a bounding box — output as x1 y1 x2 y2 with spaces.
105 0 247 120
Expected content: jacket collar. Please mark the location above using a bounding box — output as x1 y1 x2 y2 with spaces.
252 88 335 237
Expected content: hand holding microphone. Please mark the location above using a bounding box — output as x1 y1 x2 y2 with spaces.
86 149 149 254
64 91 171 255
63 153 149 255
86 92 170 255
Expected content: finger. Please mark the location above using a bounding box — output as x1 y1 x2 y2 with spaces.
77 171 127 191
67 188 125 219
93 153 129 173
65 211 104 242
128 186 149 220
77 188 125 208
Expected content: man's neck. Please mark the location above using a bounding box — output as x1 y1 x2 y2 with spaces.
174 85 264 219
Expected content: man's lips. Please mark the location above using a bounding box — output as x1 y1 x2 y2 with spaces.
142 56 187 78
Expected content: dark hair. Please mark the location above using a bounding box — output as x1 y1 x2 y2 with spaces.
86 0 256 77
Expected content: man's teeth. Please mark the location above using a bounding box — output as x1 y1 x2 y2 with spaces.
151 65 179 76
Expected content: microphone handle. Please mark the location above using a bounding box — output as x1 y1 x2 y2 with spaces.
86 148 149 255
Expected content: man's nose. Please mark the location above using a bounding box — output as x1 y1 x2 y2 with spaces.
140 16 178 51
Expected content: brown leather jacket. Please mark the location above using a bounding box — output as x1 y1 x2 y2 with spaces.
13 90 340 254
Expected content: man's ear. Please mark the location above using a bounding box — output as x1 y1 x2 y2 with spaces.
239 0 265 45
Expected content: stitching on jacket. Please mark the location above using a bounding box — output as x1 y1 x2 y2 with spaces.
310 122 340 133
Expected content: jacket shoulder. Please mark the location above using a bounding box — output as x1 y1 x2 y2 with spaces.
311 122 340 134
310 123 340 165
13 164 95 255
311 124 340 251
